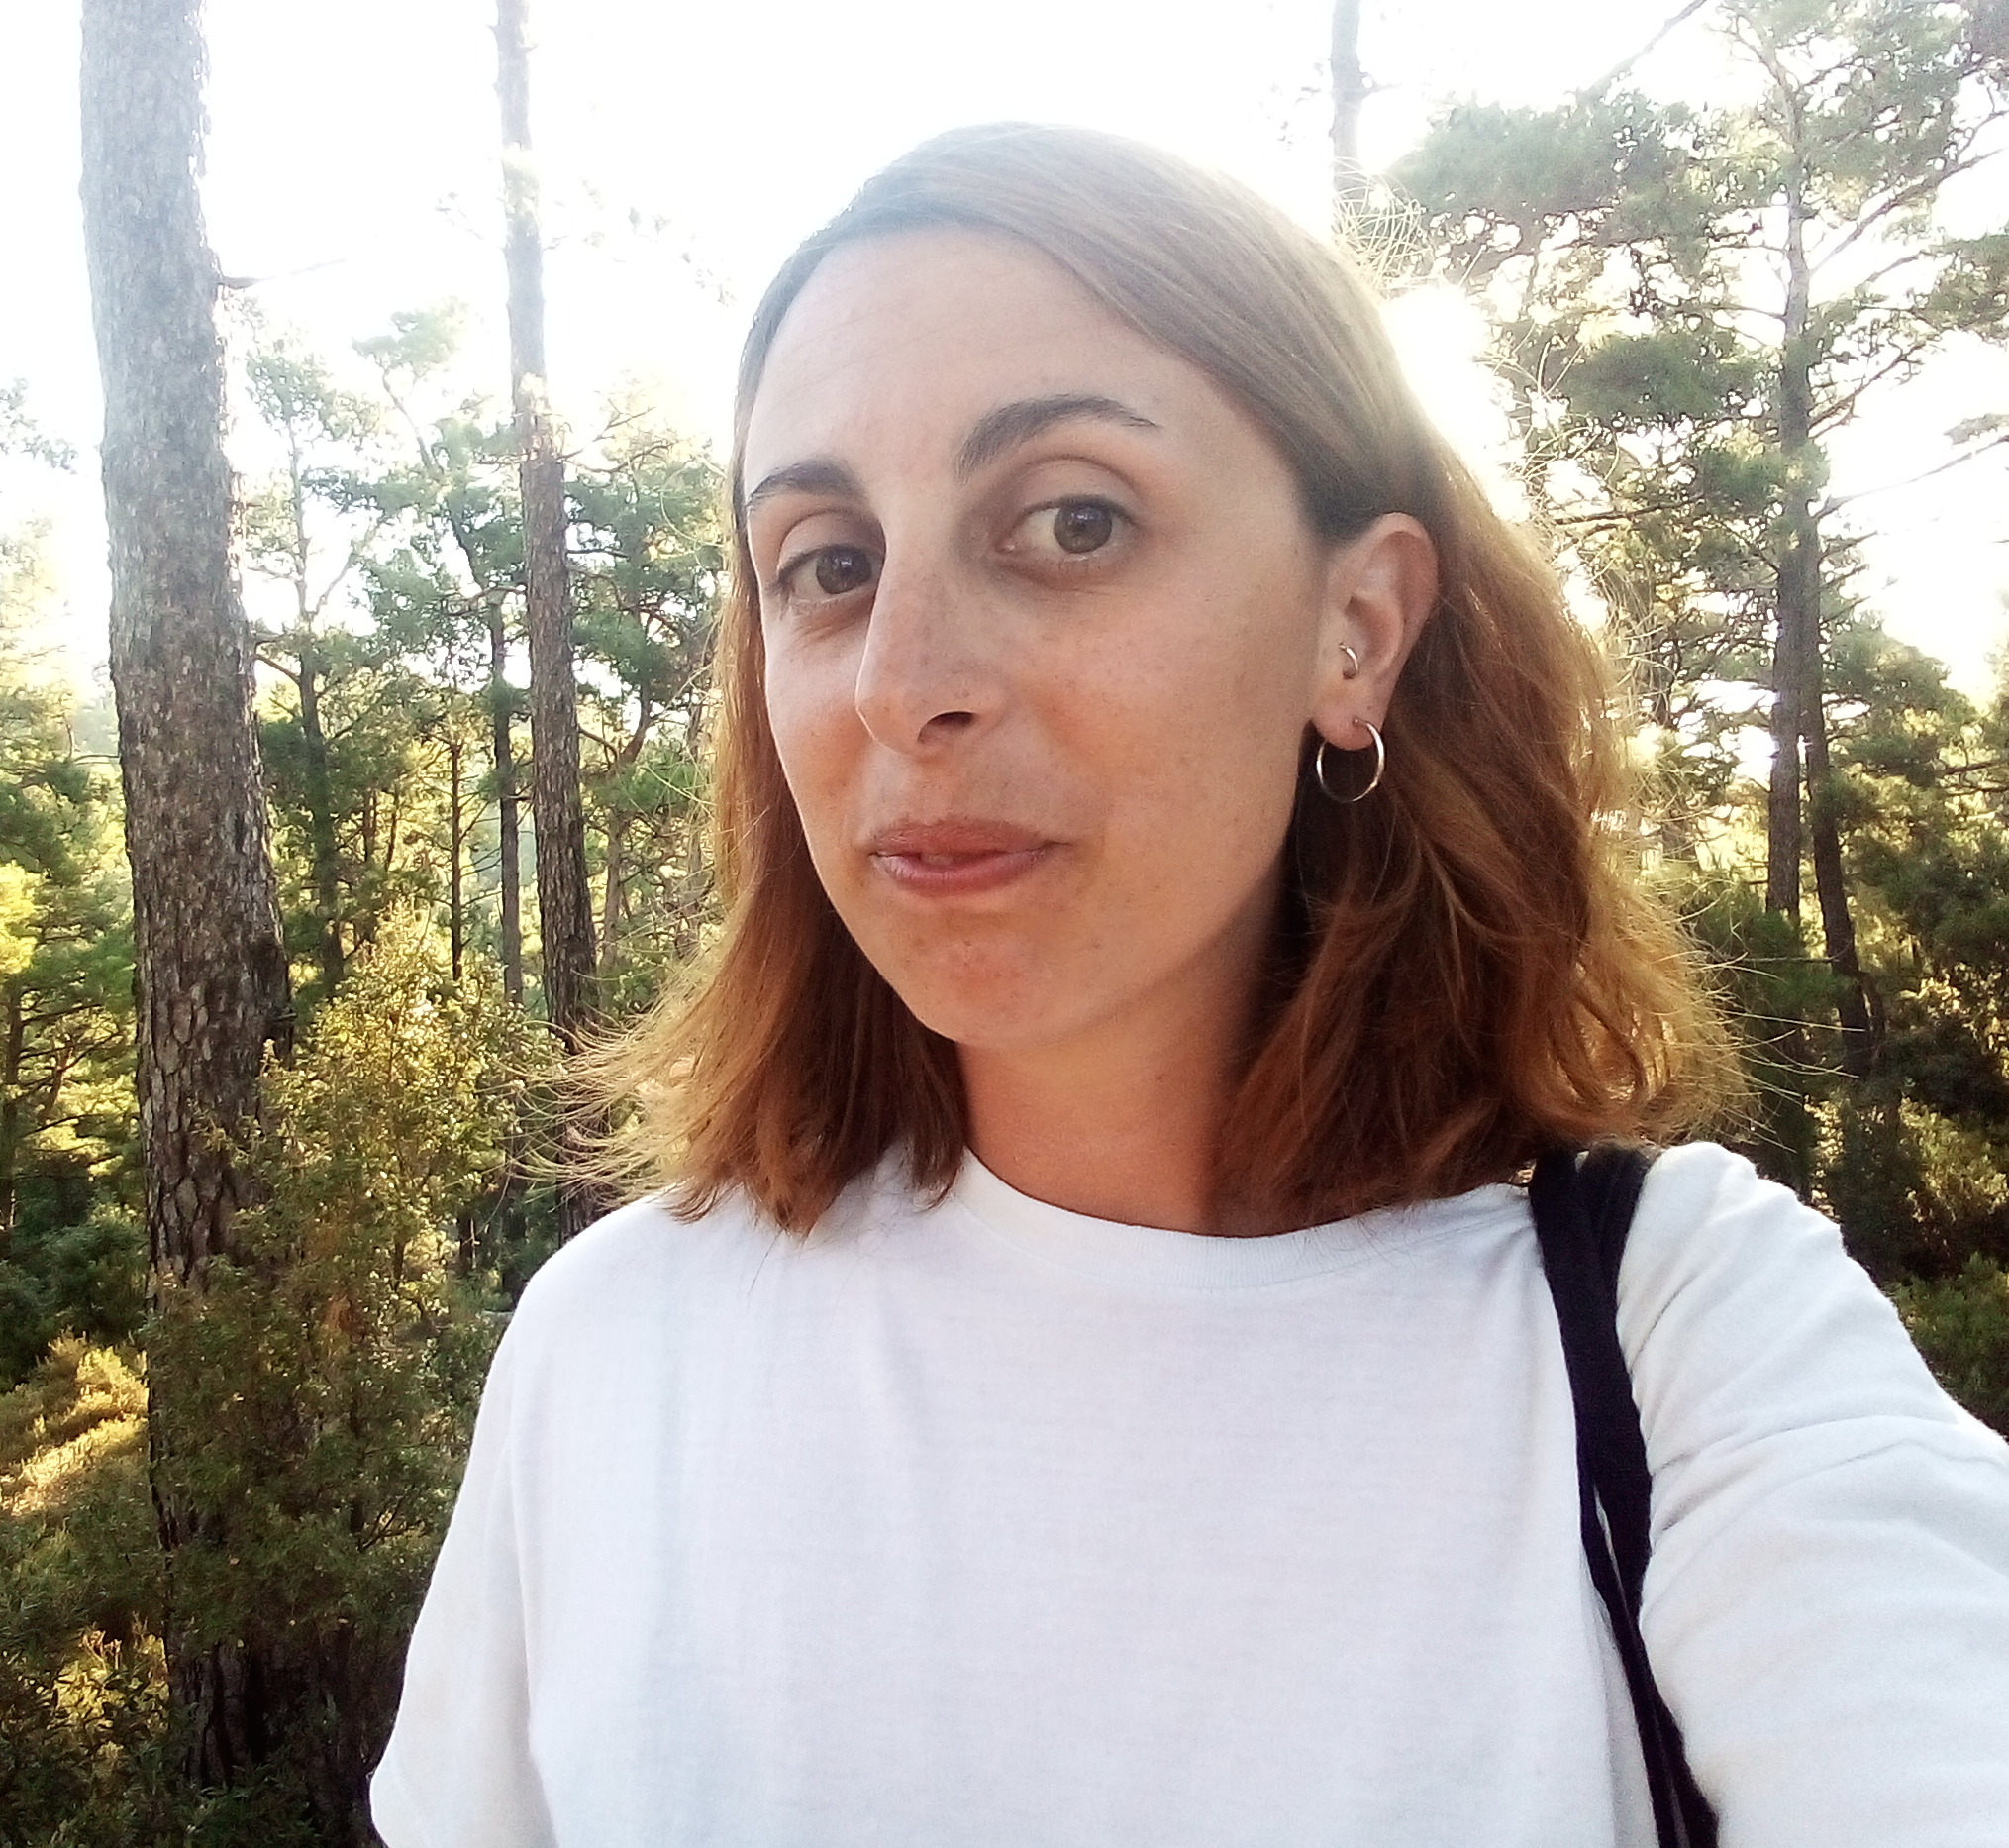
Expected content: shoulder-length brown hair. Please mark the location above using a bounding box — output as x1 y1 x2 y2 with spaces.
590 123 1735 1234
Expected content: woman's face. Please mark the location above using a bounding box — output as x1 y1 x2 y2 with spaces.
743 229 1425 1061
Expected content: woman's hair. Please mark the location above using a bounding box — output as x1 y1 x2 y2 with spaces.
588 122 1738 1234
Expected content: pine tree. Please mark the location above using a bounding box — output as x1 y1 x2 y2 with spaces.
1398 0 2009 1167
78 0 293 1794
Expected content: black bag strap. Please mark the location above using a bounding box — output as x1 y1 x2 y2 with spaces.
1529 1145 1718 1848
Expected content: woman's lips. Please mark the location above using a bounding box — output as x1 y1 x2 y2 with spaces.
867 822 1056 896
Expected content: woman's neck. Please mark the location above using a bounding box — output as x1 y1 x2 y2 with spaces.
956 957 1256 1237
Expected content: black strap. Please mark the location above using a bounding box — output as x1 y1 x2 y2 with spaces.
1529 1146 1718 1848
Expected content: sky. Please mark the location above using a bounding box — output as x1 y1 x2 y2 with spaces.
3 0 2007 696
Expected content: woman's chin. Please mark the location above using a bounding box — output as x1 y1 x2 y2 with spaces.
886 970 1088 1059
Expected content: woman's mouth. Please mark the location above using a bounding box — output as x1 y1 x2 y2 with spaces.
866 821 1056 895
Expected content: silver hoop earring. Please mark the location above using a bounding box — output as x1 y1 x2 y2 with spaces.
1338 642 1361 680
1312 721 1385 804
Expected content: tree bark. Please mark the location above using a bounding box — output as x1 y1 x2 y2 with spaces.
282 424 343 991
294 650 345 992
1803 686 1878 1078
498 0 601 1241
487 601 524 1001
448 733 466 982
599 808 625 974
79 0 292 1793
1766 173 1816 920
0 987 24 1255
1330 0 1370 219
1765 100 1874 1076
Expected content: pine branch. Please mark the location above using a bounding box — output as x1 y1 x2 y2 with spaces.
1576 0 1714 102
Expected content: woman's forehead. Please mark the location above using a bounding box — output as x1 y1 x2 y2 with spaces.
742 229 1235 481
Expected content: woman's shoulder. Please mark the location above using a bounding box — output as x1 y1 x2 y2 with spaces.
1623 1139 1869 1318
499 1161 910 1355
1620 1139 2008 1464
1615 1151 2009 1834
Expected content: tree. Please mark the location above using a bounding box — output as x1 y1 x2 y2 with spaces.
242 326 395 998
1721 0 2008 1079
494 3 592 1019
0 926 546 1844
1397 6 2009 1431
1330 0 1369 217
567 422 723 988
78 0 292 1794
497 0 601 1240
357 308 530 1001
0 511 138 1388
150 920 547 1836
1398 0 2009 1143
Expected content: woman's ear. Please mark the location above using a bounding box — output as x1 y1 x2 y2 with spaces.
1308 514 1438 751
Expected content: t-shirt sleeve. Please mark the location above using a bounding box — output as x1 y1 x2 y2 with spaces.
1621 1142 2009 1847
370 1314 557 1848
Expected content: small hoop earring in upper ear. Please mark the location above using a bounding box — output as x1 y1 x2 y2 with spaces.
1338 642 1361 680
1312 721 1386 804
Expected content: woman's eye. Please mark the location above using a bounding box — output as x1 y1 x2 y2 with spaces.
1051 501 1116 554
782 543 877 601
814 546 876 595
1005 497 1125 562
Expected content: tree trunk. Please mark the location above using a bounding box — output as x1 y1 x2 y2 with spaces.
1330 0 1370 220
599 808 625 974
294 653 345 992
448 733 465 982
0 987 24 1255
487 601 524 1001
282 431 342 991
1766 177 1816 920
382 784 402 883
1803 688 1877 1078
1767 141 1873 1076
79 0 293 1794
498 0 601 1241
1764 622 1804 916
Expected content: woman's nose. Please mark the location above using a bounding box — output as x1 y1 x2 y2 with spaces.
851 556 1005 755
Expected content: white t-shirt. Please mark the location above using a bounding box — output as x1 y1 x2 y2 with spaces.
371 1142 2009 1847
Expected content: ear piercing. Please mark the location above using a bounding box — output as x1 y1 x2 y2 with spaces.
1312 720 1386 804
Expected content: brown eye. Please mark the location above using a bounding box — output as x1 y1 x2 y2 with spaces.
1052 500 1115 554
812 545 876 597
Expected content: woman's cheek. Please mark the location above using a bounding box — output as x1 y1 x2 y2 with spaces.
765 662 850 848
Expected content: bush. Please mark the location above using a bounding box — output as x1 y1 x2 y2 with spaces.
0 920 546 1844
147 919 545 1841
1892 1257 2009 1437
0 1210 146 1388
0 1338 178 1847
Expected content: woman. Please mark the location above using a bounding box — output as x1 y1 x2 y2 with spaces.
372 126 2009 1846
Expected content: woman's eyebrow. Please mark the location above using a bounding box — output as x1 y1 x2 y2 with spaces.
954 394 1160 480
743 457 864 516
742 397 1158 515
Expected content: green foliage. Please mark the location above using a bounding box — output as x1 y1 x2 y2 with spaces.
1894 1256 2009 1434
0 917 551 1843
0 536 106 884
0 1339 176 1848
1403 1 2009 1429
568 419 724 984
142 917 548 1837
0 1212 146 1387
1668 870 1834 1186
0 523 136 1396
1399 0 2009 862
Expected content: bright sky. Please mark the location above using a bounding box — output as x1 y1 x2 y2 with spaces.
4 0 2006 695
